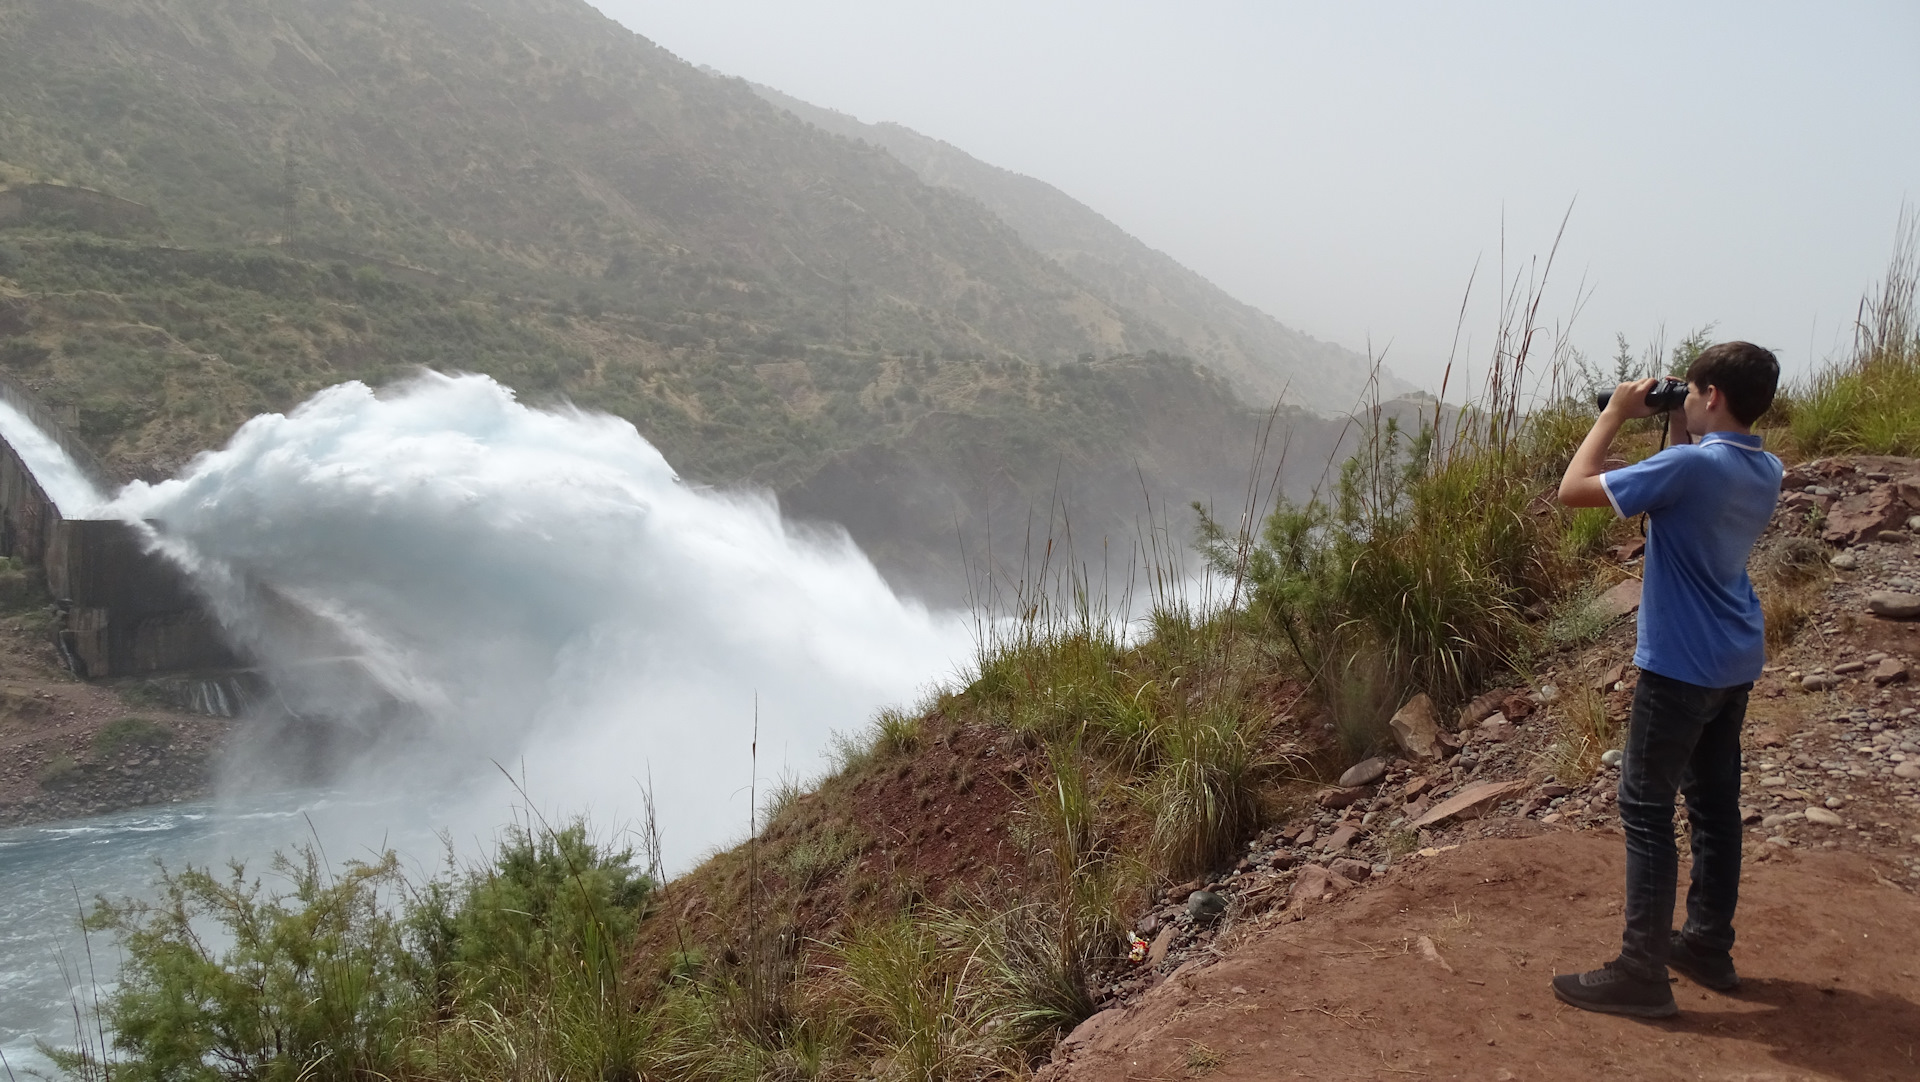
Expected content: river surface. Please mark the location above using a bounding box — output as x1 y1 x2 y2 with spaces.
0 792 461 1075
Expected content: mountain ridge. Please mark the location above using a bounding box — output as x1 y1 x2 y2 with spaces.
746 79 1412 412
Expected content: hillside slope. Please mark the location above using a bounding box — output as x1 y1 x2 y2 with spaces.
751 82 1401 413
0 0 1381 404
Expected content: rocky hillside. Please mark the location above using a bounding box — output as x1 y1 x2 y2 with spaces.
750 83 1396 412
642 451 1920 1080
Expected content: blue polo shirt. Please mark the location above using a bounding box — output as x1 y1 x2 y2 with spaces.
1599 432 1782 689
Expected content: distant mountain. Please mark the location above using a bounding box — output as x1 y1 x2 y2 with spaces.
749 83 1411 412
0 0 1397 601
0 0 1166 373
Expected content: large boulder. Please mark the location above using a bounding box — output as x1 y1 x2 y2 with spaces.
1823 482 1920 545
1389 693 1447 761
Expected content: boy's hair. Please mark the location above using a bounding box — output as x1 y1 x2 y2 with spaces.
1686 341 1779 426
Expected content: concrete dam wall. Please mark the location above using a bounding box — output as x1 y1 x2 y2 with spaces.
0 375 238 678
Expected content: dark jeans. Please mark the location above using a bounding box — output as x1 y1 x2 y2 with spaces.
1615 668 1749 980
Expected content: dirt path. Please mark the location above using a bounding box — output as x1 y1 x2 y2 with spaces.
1044 831 1919 1081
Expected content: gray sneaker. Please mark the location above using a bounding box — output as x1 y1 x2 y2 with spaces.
1551 960 1678 1018
1667 931 1738 992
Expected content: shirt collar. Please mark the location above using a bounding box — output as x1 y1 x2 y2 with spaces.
1698 431 1764 450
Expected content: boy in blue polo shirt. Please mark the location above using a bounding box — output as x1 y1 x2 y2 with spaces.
1551 341 1783 1017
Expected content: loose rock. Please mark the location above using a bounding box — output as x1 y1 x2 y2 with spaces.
1872 658 1910 685
1410 779 1527 829
1600 749 1624 768
1186 890 1227 923
1389 694 1448 761
1596 580 1643 620
1338 757 1388 789
1831 551 1859 570
1805 806 1845 827
1318 787 1367 810
1868 591 1920 620
1320 824 1359 852
1288 864 1355 909
1329 857 1373 881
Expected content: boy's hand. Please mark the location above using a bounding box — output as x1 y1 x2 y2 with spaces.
1561 379 1659 508
1604 378 1662 421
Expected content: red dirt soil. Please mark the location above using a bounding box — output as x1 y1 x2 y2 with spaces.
1042 830 1920 1082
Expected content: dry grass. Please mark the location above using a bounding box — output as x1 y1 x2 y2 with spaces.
1542 682 1616 784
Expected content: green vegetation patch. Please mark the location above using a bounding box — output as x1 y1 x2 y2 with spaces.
91 716 172 758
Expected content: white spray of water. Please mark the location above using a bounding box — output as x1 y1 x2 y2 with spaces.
0 400 103 516
107 373 975 869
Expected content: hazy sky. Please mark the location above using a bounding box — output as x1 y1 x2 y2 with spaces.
600 1 1918 394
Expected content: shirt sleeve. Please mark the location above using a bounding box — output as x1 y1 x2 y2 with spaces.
1599 446 1696 518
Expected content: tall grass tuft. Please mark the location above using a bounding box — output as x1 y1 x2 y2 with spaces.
836 917 982 1082
1146 706 1270 879
1793 210 1920 455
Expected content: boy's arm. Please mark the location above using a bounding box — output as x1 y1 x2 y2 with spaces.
1559 378 1660 509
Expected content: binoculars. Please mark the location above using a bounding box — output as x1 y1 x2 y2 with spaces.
1596 376 1688 412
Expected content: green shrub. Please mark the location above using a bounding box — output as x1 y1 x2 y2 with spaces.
52 849 418 1081
37 753 80 786
92 717 172 758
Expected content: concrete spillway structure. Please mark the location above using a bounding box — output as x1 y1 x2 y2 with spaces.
0 375 238 678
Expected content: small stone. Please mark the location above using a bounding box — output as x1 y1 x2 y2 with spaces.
1593 664 1626 692
1318 787 1367 809
1329 857 1372 881
1893 762 1920 779
1287 864 1355 909
1540 783 1572 798
1805 806 1844 827
1338 757 1389 789
1388 694 1448 762
1868 592 1920 620
1908 515 1920 531
1802 673 1840 692
1878 529 1909 544
1476 717 1515 743
1761 811 1804 829
1320 824 1359 852
1835 660 1868 675
1187 890 1227 923
1830 551 1859 570
1147 925 1175 966
1596 580 1643 620
1825 796 1845 809
1767 835 1792 848
1873 658 1910 686
1600 749 1624 768
1739 805 1762 823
